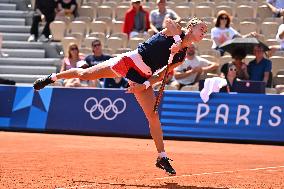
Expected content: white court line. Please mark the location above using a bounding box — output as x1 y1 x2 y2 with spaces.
55 184 98 189
55 165 284 189
55 182 123 189
155 165 284 180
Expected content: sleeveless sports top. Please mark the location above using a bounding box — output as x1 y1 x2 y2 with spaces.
137 32 188 73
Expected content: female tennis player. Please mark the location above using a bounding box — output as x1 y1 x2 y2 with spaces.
34 17 207 176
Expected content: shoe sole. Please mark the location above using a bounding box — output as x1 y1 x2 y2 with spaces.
156 163 176 176
167 172 176 176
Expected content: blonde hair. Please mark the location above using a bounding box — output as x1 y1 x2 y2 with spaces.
68 43 79 59
186 17 206 30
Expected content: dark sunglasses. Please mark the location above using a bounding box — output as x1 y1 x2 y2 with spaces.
70 47 78 51
229 68 237 72
92 43 101 47
220 16 228 20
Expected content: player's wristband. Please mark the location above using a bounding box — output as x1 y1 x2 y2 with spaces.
143 81 151 89
173 35 182 43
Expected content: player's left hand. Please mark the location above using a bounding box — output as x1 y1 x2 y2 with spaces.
126 83 146 93
165 18 181 36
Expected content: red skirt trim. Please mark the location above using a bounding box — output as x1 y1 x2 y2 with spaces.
112 56 151 79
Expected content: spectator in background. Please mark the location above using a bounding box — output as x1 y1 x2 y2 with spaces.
149 0 180 36
229 48 249 80
219 62 238 93
248 44 272 86
276 23 284 45
28 0 57 42
171 44 219 90
0 33 8 57
55 0 77 21
268 23 284 56
104 77 129 88
84 39 112 87
60 43 88 87
211 10 241 56
123 0 150 38
266 0 284 17
211 10 259 56
85 39 112 67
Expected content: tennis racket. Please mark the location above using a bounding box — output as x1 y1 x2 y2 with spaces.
153 53 174 113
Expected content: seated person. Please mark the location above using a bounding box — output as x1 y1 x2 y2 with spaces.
55 0 77 21
211 10 241 56
248 44 272 87
123 0 150 38
104 77 129 88
84 39 112 67
229 48 249 80
211 10 260 56
84 39 112 87
171 44 219 90
268 23 284 56
220 63 238 93
149 0 180 35
276 23 284 50
60 43 87 87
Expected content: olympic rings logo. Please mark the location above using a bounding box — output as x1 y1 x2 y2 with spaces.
84 97 126 120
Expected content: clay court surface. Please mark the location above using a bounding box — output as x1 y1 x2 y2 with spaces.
0 132 284 189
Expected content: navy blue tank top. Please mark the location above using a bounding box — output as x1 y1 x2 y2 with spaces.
137 32 187 73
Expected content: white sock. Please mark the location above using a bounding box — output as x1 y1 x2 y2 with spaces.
50 73 57 81
159 152 167 158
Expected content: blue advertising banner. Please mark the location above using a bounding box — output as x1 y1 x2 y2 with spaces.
161 91 284 142
0 85 52 129
46 88 149 136
0 85 284 143
0 86 16 127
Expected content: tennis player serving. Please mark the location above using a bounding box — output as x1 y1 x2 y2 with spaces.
34 17 207 176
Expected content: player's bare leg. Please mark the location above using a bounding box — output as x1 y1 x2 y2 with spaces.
33 60 117 90
134 87 176 176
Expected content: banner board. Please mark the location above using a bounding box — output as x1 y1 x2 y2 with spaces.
0 86 283 142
